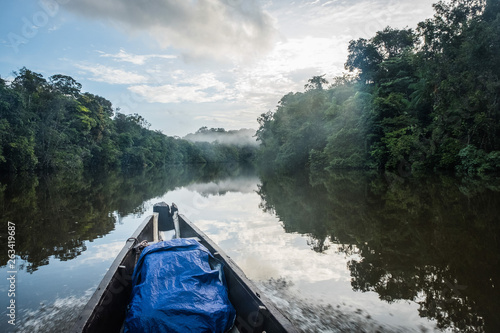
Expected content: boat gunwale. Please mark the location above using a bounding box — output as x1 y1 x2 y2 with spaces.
178 213 298 333
72 208 298 333
71 213 156 332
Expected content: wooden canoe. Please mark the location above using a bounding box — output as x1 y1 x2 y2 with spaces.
71 202 297 333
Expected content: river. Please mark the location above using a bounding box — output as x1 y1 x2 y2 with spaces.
1 164 499 332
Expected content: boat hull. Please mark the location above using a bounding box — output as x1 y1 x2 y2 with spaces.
72 203 297 333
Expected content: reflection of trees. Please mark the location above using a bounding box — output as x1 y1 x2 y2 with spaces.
0 163 249 272
257 171 332 251
257 170 500 332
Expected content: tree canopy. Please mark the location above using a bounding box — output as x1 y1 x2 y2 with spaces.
0 68 255 173
256 0 500 176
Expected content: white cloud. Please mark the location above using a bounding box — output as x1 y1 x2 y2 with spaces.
128 84 211 104
63 0 278 62
61 0 438 135
128 71 233 104
228 35 349 112
76 63 148 84
98 49 177 65
269 0 435 40
224 0 436 113
117 35 349 121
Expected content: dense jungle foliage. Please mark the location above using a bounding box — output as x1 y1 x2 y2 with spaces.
2 0 499 177
256 0 500 176
0 69 256 173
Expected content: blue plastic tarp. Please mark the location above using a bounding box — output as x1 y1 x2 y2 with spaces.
124 238 236 333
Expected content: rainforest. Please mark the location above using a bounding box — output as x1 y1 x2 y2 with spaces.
1 1 499 178
1 1 500 332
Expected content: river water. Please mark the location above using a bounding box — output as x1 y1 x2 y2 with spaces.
1 165 499 332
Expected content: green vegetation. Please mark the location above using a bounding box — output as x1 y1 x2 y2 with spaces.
2 0 499 178
256 0 500 176
0 68 254 173
3 1 497 177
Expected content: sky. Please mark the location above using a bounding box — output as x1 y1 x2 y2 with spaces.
1 0 437 137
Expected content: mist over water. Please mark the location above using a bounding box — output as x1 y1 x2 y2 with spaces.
183 128 258 147
1 165 499 332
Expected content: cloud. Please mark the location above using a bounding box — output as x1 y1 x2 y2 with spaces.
121 35 348 114
63 0 277 62
76 63 148 84
128 84 214 103
128 72 233 103
227 0 435 112
98 49 177 65
269 0 435 40
228 35 349 112
184 177 260 196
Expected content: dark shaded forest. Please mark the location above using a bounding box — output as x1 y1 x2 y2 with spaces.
256 0 500 176
0 69 256 173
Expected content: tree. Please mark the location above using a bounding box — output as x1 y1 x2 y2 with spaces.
345 38 382 84
304 75 329 91
372 27 416 59
49 74 82 98
11 67 48 96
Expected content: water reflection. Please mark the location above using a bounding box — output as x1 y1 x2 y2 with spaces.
184 164 259 196
2 164 499 332
0 164 252 273
257 170 500 332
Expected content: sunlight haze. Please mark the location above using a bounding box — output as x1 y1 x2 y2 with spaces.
1 0 434 136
